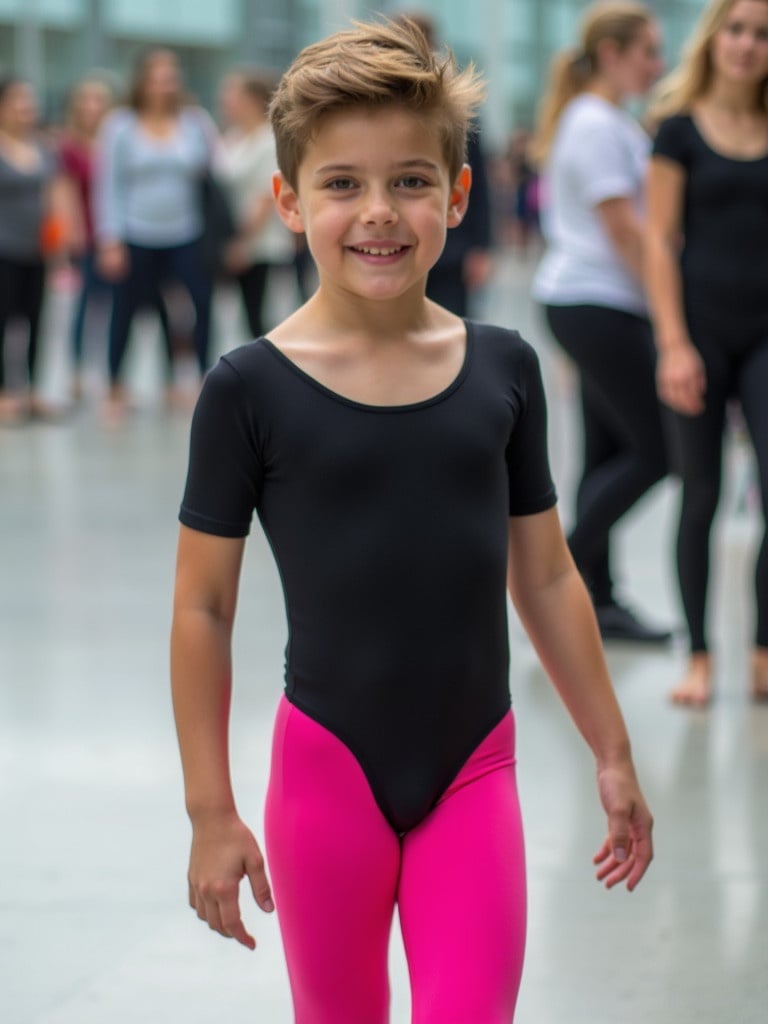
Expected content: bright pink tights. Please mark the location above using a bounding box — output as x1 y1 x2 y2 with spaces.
265 698 527 1023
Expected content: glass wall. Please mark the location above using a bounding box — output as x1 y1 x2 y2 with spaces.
0 0 710 137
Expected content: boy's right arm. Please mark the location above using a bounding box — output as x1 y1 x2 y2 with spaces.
171 525 274 950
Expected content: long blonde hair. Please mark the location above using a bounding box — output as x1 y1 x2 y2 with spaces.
649 0 768 123
531 1 653 165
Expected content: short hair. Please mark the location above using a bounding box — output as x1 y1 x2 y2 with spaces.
269 17 485 189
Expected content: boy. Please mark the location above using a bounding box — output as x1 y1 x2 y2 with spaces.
171 18 653 1023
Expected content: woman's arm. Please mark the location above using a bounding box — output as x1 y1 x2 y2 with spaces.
507 509 654 890
171 525 274 949
595 195 646 283
645 156 706 415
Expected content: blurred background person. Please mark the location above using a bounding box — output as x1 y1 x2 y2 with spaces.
646 0 768 705
59 76 114 402
531 1 671 643
507 129 541 255
0 76 72 424
60 74 176 404
398 11 494 317
94 48 217 420
216 69 296 339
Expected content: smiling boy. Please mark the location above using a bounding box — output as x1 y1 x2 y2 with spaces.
171 18 653 1023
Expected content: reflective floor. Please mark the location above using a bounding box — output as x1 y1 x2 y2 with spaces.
2 255 767 1023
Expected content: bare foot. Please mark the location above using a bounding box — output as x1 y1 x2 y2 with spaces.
164 385 197 412
29 394 67 421
101 384 132 427
0 392 26 425
751 649 768 702
670 653 712 707
101 394 129 427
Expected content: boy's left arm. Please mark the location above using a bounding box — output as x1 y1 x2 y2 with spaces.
507 508 654 891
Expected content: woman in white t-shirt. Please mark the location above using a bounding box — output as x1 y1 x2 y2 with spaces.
532 1 670 643
216 71 297 339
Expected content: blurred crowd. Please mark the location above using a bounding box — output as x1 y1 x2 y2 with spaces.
2 1 767 704
0 52 314 425
0 38 536 428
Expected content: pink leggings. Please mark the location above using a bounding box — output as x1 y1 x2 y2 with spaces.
264 697 527 1023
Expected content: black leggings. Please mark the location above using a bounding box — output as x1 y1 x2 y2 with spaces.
0 256 46 391
108 239 212 383
672 304 768 652
545 304 668 605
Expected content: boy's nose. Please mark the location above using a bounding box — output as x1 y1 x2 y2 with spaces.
362 188 398 225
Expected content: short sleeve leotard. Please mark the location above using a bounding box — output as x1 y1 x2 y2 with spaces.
652 114 768 319
180 321 557 833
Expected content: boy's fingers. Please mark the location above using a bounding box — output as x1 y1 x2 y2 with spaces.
608 811 630 865
592 837 611 865
201 896 228 936
220 902 256 950
246 854 275 913
625 834 653 890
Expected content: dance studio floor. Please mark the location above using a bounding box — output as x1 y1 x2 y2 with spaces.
2 254 766 1023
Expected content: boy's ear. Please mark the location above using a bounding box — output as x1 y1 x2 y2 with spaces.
447 164 472 228
272 172 305 234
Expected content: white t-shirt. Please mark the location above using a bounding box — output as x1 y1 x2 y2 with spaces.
215 125 295 264
532 93 650 314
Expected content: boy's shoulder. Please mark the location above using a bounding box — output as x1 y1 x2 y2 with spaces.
469 319 536 362
468 319 544 390
215 338 275 381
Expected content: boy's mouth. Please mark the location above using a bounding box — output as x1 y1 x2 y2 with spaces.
349 244 408 256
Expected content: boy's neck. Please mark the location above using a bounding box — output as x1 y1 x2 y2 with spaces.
306 282 439 341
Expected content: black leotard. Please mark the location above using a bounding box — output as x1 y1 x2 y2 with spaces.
179 321 557 833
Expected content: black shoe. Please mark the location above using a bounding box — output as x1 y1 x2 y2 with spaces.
594 602 673 644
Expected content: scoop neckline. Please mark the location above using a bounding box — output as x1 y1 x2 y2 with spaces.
688 113 768 164
259 321 474 413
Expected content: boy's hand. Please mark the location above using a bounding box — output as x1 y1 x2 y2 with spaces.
188 812 274 950
593 762 654 891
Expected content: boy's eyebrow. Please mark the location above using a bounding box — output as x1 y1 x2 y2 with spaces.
312 159 442 177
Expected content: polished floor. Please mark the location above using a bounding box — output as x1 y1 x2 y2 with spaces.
2 255 767 1023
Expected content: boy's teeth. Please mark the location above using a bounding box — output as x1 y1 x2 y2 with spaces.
356 246 402 255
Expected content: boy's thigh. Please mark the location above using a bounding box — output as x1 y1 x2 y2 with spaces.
264 700 400 1023
398 753 526 1024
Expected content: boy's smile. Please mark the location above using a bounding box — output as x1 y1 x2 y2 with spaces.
274 105 470 306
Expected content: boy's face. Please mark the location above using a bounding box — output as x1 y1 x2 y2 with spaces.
274 105 470 305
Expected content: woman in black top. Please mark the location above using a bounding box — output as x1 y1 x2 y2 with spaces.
646 0 768 705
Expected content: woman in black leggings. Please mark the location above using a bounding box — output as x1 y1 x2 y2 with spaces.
532 3 670 642
646 0 768 704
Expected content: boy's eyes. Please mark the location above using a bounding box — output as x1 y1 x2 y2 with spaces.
323 176 431 192
326 178 356 191
397 175 429 189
